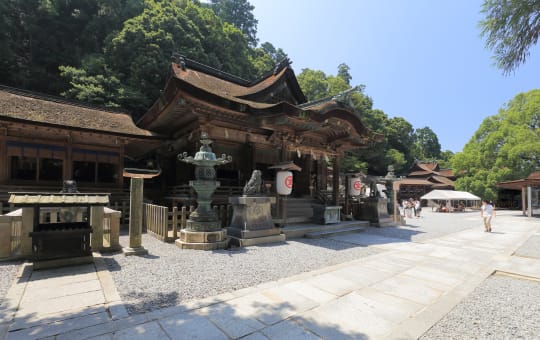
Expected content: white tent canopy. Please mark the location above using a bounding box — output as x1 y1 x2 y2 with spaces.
421 190 480 201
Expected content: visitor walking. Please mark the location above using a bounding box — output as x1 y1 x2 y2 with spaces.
480 199 495 232
414 199 421 218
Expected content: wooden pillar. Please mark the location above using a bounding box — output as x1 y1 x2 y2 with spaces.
527 185 532 218
332 156 340 206
521 186 527 216
20 207 34 257
64 133 73 181
0 127 6 182
319 156 327 193
124 177 148 255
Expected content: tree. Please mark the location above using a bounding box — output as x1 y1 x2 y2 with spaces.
61 0 253 115
413 126 441 160
453 89 540 201
249 42 288 78
209 0 258 46
480 0 540 74
337 63 352 85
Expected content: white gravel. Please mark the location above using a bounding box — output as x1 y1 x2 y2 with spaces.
420 274 540 339
0 261 22 307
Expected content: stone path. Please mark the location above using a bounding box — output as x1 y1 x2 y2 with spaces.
1 211 538 339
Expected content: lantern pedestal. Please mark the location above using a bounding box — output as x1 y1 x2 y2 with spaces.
312 204 342 224
227 196 285 247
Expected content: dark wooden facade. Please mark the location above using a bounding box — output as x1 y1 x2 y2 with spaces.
0 86 158 204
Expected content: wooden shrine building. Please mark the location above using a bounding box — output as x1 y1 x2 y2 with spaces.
0 85 158 211
0 57 382 223
138 57 382 210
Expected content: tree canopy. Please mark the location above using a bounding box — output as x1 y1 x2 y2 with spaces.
452 89 540 200
480 0 540 74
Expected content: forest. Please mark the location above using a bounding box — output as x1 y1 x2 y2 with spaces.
1 0 538 201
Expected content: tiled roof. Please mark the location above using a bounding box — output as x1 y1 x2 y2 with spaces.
0 87 154 137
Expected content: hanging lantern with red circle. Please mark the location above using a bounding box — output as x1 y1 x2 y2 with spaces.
349 177 362 196
276 170 293 195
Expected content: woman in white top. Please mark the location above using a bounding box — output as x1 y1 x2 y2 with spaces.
480 200 495 232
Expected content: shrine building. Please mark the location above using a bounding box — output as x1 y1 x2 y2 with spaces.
0 57 382 221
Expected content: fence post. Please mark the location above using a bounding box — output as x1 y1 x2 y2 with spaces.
181 206 187 229
172 206 178 240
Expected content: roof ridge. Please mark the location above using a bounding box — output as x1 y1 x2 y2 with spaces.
0 84 128 115
172 54 292 87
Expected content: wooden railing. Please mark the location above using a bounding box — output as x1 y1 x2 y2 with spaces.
0 210 23 259
143 202 235 242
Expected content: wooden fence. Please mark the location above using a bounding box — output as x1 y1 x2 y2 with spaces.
143 203 234 243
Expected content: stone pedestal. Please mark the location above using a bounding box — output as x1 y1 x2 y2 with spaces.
354 197 395 227
312 205 341 224
176 225 228 250
124 177 148 256
227 196 285 247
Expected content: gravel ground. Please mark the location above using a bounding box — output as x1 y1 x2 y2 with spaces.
420 274 540 339
0 261 22 307
103 235 383 314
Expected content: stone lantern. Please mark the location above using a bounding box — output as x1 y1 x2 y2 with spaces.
176 132 232 250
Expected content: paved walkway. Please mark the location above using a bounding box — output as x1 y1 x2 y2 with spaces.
1 211 539 339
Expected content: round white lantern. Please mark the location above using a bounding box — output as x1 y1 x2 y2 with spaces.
349 177 362 196
276 170 293 195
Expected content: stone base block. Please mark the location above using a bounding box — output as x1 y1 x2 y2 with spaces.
226 227 281 239
123 246 149 256
175 239 229 250
180 229 227 243
176 229 228 250
32 255 94 270
228 233 286 247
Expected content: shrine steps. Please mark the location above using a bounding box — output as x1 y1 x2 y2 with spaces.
281 197 317 223
281 220 370 239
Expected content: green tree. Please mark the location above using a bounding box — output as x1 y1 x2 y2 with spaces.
209 0 258 46
62 0 253 115
249 42 288 78
480 0 540 74
337 63 352 85
413 126 441 160
296 68 350 101
453 89 540 201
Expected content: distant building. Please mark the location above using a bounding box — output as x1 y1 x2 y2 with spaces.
395 160 455 201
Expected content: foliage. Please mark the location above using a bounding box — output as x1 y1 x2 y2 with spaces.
0 0 144 94
480 0 540 74
296 65 425 175
249 42 288 78
297 68 350 101
453 89 540 201
413 126 441 160
208 0 258 46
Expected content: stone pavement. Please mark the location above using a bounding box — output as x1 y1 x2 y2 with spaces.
1 211 539 339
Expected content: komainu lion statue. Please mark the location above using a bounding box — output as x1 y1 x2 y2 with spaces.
243 170 262 196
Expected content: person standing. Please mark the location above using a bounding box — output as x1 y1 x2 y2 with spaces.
481 200 495 232
414 199 421 218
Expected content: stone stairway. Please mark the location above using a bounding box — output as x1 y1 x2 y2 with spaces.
279 197 317 224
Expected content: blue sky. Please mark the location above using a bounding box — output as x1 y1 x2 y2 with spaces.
249 0 540 153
